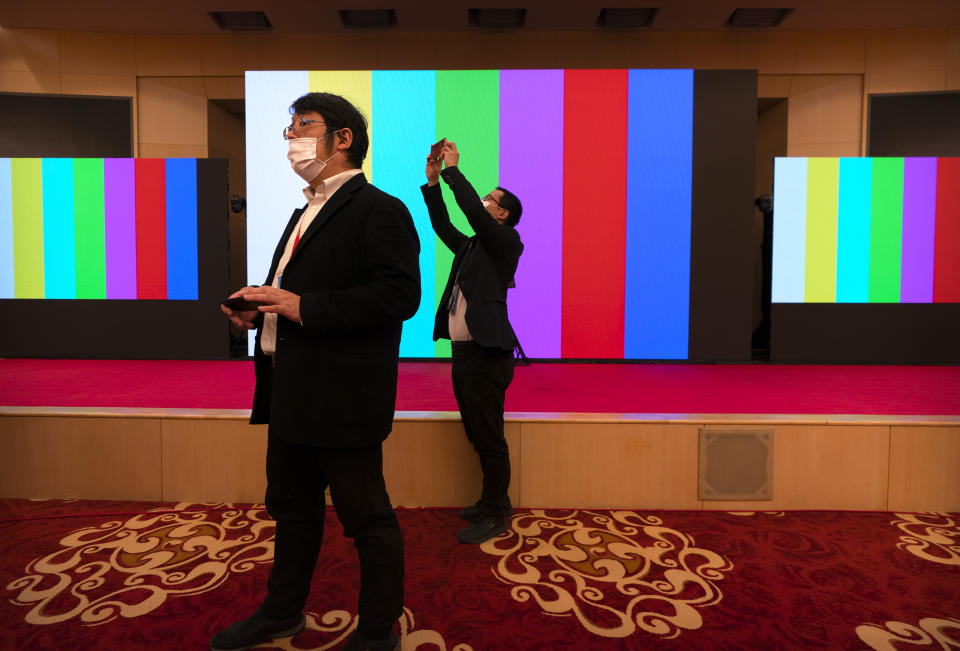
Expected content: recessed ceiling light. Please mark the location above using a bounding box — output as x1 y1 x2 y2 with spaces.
207 11 272 31
725 8 794 28
597 8 660 29
468 8 526 29
338 9 398 29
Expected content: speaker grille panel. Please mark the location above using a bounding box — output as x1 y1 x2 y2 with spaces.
699 429 774 500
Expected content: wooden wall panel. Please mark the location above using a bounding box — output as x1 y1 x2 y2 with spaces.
675 31 738 69
0 416 161 500
383 420 521 508
60 31 135 76
554 32 619 69
0 70 61 94
795 31 866 74
0 28 60 73
161 419 267 503
519 423 700 509
200 35 261 76
865 28 948 73
788 75 863 146
60 73 136 97
701 425 889 511
137 76 206 147
135 35 203 77
888 426 960 512
736 32 797 75
496 31 560 69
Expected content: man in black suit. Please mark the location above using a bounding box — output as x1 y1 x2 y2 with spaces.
215 92 420 651
421 139 523 545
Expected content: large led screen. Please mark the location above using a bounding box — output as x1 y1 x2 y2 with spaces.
246 69 697 360
770 156 960 363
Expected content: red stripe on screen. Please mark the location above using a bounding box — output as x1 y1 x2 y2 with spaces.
135 159 167 299
933 157 960 302
561 69 628 358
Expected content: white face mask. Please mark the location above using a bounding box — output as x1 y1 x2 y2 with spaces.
287 134 340 182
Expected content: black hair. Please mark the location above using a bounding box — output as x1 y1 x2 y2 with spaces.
290 92 369 168
496 186 522 227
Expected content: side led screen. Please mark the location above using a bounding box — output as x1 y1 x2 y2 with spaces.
0 157 199 300
772 157 960 304
246 70 696 360
0 158 228 359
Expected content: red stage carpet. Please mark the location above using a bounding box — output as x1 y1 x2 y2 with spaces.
1 499 958 650
2 358 960 414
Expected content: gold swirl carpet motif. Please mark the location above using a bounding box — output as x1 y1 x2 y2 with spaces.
856 616 960 650
891 513 960 566
479 510 733 640
5 503 275 626
270 607 472 651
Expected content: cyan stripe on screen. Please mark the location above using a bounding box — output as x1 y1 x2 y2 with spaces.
0 159 13 298
836 157 872 302
771 157 808 302
372 70 437 357
165 158 199 300
625 69 693 359
42 158 77 298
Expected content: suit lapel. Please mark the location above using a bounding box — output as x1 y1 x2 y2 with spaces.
266 206 305 283
289 173 367 263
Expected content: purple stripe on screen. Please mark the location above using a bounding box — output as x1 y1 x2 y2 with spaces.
900 157 937 303
104 158 137 299
500 70 564 358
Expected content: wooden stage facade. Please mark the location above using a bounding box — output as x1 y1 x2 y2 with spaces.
1 406 958 512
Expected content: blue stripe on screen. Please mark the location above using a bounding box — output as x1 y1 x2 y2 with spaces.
624 69 693 360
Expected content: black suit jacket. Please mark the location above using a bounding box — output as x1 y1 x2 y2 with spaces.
250 173 421 447
421 166 522 351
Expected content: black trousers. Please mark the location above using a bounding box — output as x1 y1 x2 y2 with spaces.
451 340 515 517
262 432 403 639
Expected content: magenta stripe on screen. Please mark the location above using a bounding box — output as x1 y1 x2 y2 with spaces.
104 158 137 299
500 69 565 358
900 157 937 303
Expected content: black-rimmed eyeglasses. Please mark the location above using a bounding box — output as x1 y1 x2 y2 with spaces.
282 118 327 140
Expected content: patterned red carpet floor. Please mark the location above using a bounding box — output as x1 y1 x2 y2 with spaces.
1 500 958 650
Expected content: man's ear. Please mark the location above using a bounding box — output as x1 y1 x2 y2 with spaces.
336 127 353 152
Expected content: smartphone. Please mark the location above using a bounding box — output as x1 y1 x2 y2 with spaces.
220 296 265 311
429 138 447 160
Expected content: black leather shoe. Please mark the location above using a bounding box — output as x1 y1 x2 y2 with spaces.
459 504 514 521
341 629 401 651
457 515 509 544
210 605 306 651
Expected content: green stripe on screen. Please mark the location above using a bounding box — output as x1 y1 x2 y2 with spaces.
74 158 106 299
869 157 904 303
12 158 44 298
804 158 839 302
435 70 500 356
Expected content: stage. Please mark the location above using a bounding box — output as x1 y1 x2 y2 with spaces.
1 359 959 512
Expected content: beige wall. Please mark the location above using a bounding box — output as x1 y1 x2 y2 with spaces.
2 26 958 160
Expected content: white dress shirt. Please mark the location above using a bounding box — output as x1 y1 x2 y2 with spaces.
261 168 363 356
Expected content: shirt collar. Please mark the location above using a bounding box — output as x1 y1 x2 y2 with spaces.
302 168 364 203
